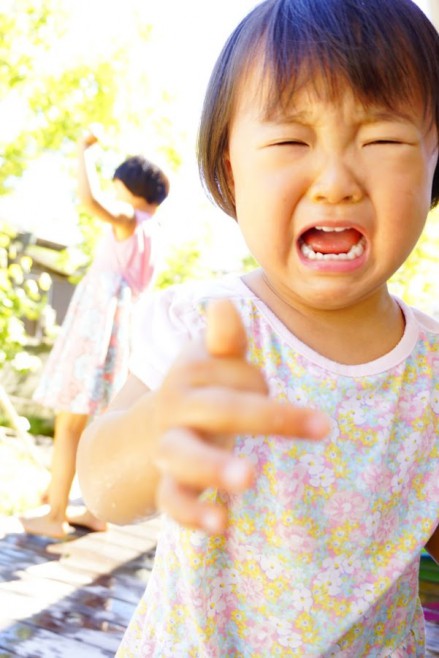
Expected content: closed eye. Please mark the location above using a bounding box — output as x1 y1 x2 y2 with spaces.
365 139 405 145
273 140 309 147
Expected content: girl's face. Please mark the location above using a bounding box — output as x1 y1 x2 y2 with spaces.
226 67 438 313
113 178 134 204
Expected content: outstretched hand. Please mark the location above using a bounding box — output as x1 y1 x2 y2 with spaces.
154 299 329 534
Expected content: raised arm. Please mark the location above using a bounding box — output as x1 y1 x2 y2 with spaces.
77 299 329 532
77 131 136 240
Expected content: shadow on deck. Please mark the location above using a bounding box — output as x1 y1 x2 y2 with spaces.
0 516 161 657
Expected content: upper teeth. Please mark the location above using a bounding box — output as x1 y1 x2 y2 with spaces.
315 226 349 232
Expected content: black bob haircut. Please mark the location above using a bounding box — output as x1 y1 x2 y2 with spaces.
113 156 169 206
198 0 439 218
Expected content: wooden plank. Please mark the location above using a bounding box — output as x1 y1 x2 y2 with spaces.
42 541 142 576
0 559 98 588
79 572 149 607
0 619 114 657
0 589 61 620
26 605 123 653
0 542 57 568
0 515 159 656
87 526 158 552
0 575 76 605
53 589 134 626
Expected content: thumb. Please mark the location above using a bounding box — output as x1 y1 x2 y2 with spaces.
205 299 247 358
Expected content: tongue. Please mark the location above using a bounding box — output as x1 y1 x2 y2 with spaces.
303 228 362 254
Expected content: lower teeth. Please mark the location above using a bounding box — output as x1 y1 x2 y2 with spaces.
301 238 366 261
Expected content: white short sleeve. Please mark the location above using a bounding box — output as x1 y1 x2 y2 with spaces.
129 285 205 389
129 276 257 389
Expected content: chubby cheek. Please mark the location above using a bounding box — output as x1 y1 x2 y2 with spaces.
236 184 296 258
373 148 433 228
372 192 428 271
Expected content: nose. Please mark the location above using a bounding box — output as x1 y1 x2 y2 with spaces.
309 155 363 205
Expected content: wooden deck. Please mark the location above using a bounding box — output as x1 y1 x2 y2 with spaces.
0 515 161 657
0 515 438 657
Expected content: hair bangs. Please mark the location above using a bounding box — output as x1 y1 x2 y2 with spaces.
259 0 437 121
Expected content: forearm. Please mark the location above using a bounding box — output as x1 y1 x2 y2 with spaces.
77 393 161 525
77 145 101 213
77 141 134 236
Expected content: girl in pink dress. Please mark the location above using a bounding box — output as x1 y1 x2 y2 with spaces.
78 0 438 654
22 131 169 538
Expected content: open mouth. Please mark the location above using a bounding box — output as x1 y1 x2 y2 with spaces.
299 226 366 261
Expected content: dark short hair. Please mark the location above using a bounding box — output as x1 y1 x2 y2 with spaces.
113 156 169 206
198 0 439 217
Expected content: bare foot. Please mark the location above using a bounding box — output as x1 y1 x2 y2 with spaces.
19 510 74 540
66 507 108 533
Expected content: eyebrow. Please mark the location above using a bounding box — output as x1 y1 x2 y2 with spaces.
263 107 416 126
263 110 312 124
360 109 416 124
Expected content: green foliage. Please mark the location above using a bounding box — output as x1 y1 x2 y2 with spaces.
0 223 50 370
390 208 439 313
0 0 192 386
0 0 181 241
0 430 49 515
241 254 259 272
154 242 212 290
154 241 259 291
0 1 121 192
0 0 66 90
0 0 70 188
26 415 55 438
0 0 187 364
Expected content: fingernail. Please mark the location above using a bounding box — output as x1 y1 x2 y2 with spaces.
304 414 330 438
222 460 251 491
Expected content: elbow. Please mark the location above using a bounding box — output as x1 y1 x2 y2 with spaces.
76 427 114 522
78 195 99 216
82 485 158 527
77 430 158 525
82 488 152 527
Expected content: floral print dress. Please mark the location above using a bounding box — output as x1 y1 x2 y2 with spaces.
118 276 439 657
33 211 156 416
